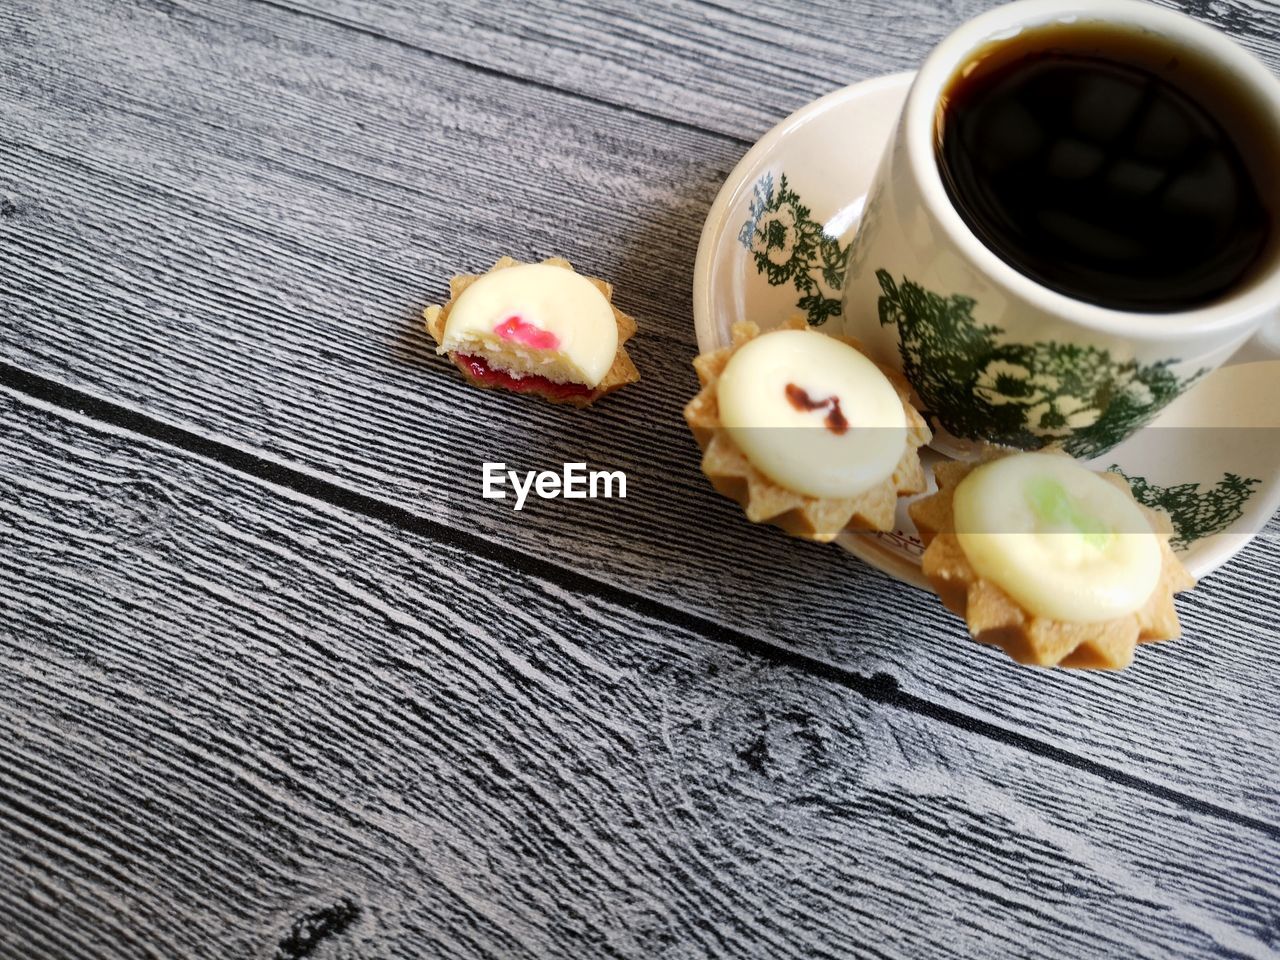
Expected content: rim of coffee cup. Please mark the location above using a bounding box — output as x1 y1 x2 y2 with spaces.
904 0 1280 341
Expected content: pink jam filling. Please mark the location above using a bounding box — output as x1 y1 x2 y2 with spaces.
494 314 560 350
457 354 595 401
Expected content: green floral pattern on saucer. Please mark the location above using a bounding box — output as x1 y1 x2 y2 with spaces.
1109 468 1260 550
738 173 848 326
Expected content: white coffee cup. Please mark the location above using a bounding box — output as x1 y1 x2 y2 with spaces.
839 0 1280 460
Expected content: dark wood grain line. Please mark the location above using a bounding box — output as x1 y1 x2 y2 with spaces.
3 387 1280 959
278 0 1280 140
251 0 755 146
4 360 1277 845
2 0 1278 825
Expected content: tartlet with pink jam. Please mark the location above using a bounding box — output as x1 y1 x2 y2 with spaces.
425 257 639 407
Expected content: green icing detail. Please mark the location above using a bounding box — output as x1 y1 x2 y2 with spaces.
1109 468 1260 551
1024 477 1112 550
874 270 1207 459
738 173 848 327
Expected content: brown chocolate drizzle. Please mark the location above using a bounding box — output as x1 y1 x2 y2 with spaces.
785 383 849 435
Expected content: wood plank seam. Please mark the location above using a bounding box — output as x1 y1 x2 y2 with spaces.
3 364 1276 844
250 0 757 148
8 379 1280 959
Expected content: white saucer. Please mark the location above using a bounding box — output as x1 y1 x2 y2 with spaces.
694 72 1280 585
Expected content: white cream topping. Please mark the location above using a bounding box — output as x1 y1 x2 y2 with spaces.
716 329 907 499
439 263 617 387
954 453 1162 623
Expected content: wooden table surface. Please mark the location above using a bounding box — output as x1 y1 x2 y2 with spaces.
3 1 1280 957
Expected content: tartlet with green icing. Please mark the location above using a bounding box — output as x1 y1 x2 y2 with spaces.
909 452 1195 669
425 257 639 407
684 316 931 542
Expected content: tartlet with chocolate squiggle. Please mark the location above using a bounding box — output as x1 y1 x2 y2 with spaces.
684 316 930 542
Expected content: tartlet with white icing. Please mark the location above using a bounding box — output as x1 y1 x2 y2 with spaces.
909 452 1195 669
684 317 930 541
425 257 639 407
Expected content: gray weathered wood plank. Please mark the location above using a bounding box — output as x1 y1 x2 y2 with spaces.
2 385 1279 960
1 0 1278 827
287 0 1280 138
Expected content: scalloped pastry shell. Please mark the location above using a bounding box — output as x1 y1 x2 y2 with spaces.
684 316 931 542
909 457 1196 669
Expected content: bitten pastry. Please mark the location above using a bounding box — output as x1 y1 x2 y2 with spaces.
909 452 1196 669
684 316 930 541
424 257 639 407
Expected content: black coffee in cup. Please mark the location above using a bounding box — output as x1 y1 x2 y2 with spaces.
936 22 1276 312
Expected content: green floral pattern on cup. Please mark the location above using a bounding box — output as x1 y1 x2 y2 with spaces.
735 172 1261 549
738 173 848 326
875 271 1206 459
1108 467 1260 550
